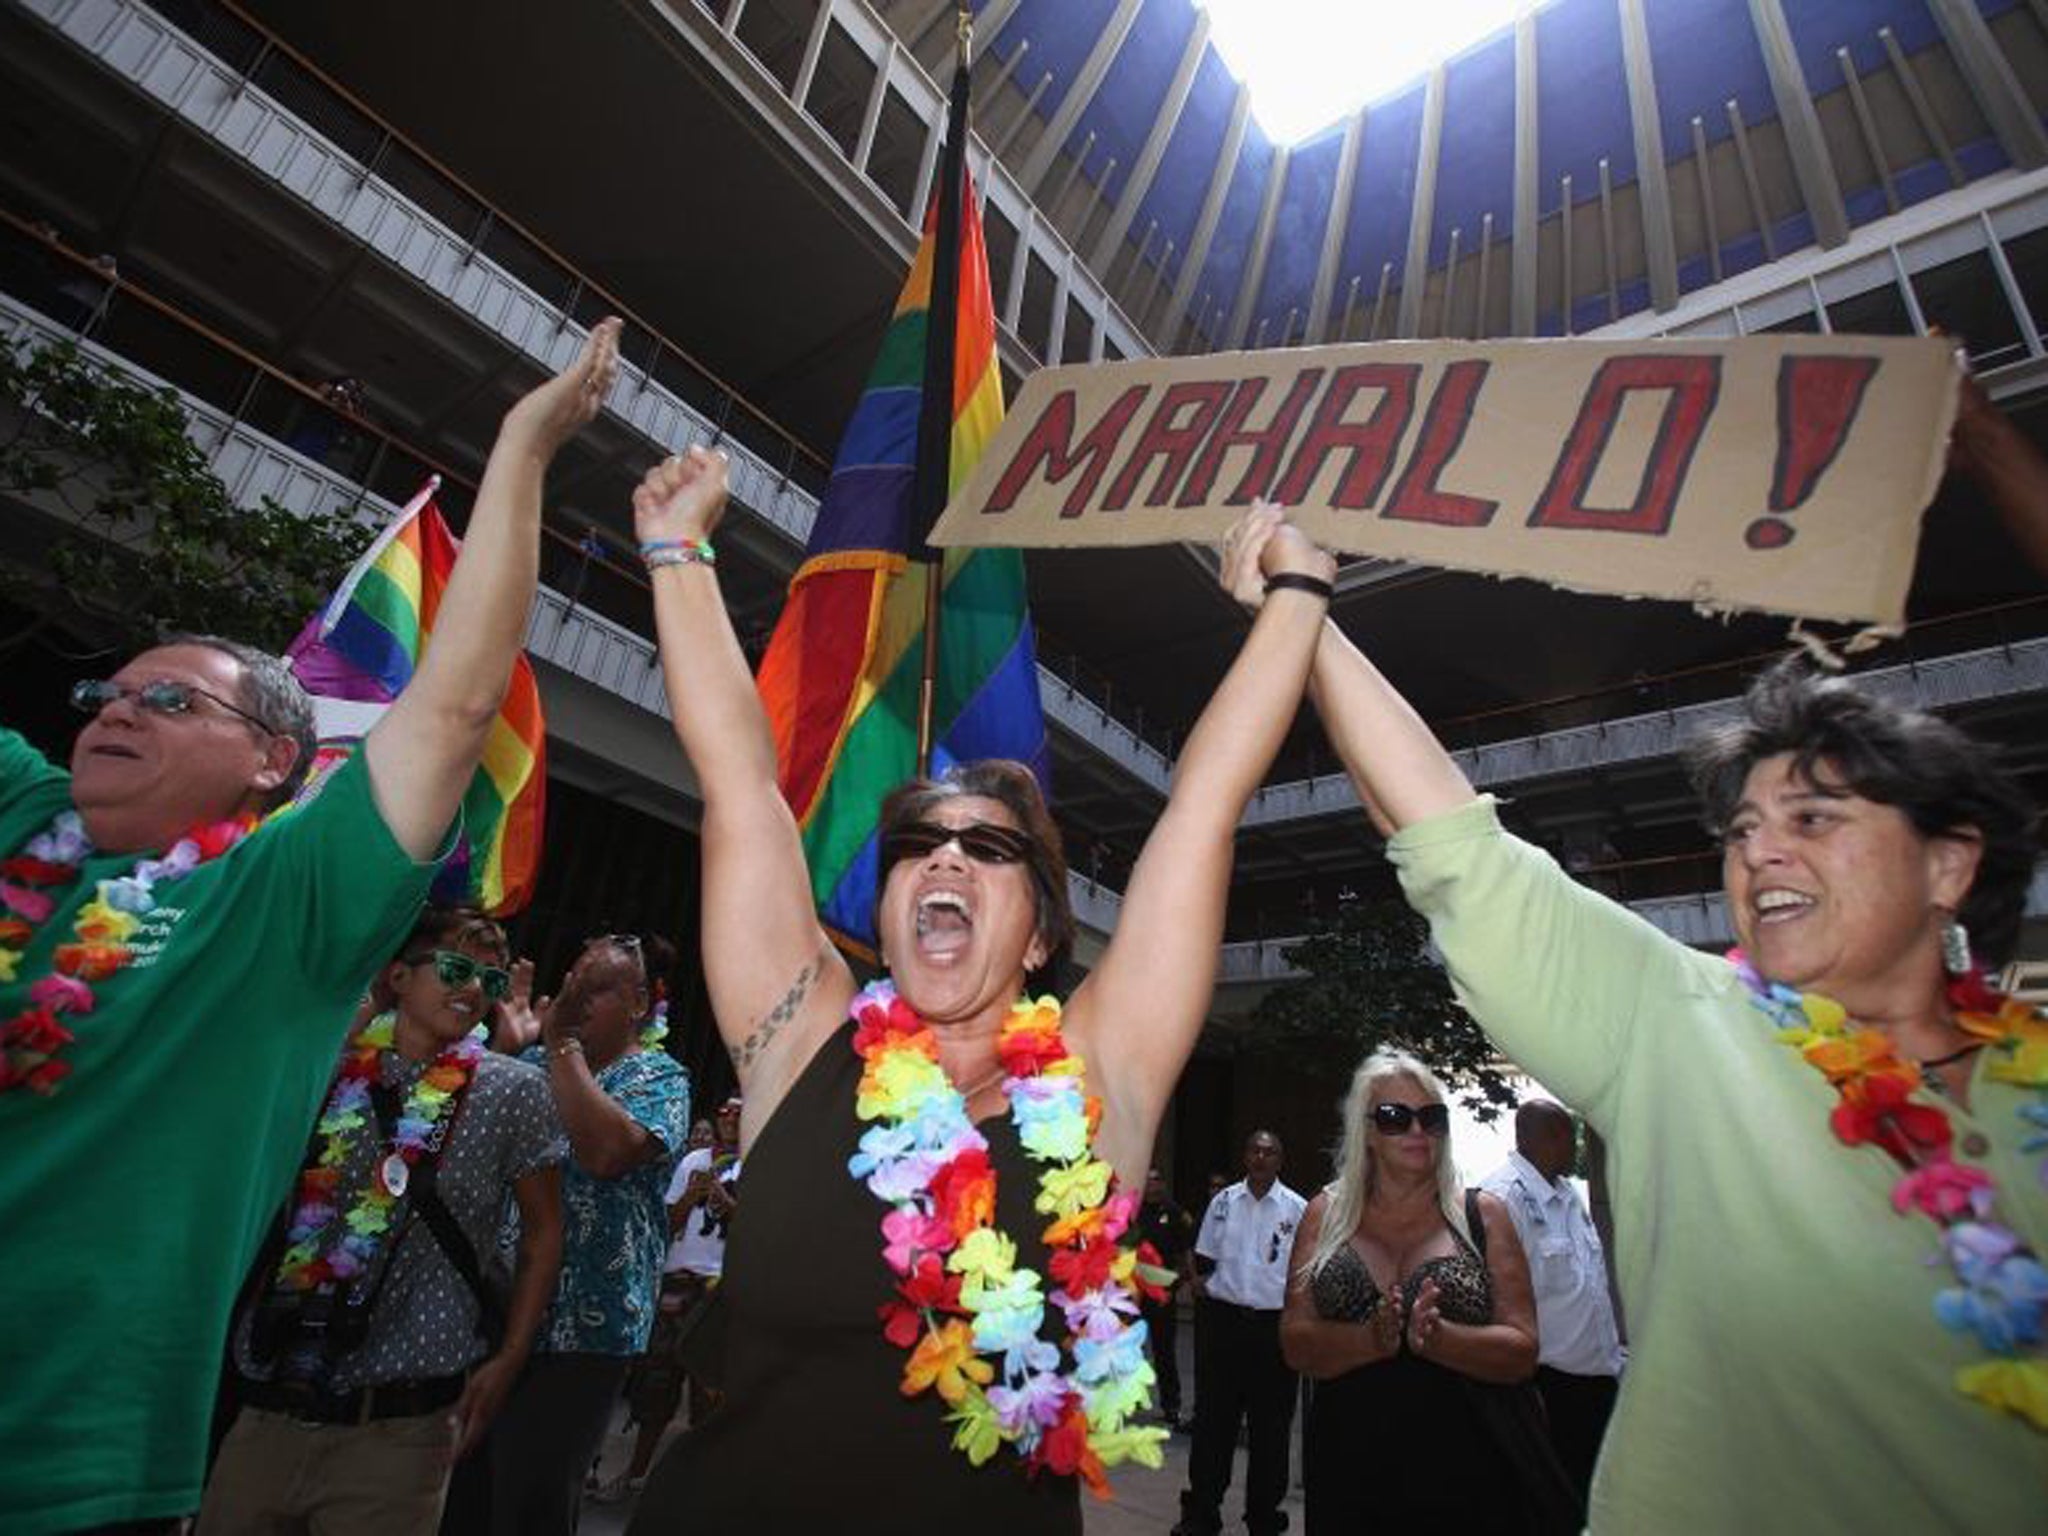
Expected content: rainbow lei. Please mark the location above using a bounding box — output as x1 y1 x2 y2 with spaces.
0 808 254 1095
847 981 1171 1494
274 1010 486 1291
1731 951 2048 1431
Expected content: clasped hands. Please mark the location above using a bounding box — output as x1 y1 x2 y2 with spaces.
1365 1275 1446 1362
1217 498 1337 610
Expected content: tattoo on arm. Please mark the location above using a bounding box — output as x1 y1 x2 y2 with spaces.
736 946 828 1071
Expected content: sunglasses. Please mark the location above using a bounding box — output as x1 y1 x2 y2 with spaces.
881 819 1034 869
71 677 273 734
420 949 513 1001
1371 1102 1451 1137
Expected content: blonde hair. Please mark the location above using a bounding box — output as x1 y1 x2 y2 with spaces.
1297 1049 1469 1285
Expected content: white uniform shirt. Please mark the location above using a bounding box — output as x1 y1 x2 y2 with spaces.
1195 1179 1307 1311
1479 1150 1624 1377
664 1147 741 1278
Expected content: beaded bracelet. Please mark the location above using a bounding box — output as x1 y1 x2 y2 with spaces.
642 538 716 570
1264 571 1334 601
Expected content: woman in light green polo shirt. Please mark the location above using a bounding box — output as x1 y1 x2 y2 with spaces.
1293 627 2045 1530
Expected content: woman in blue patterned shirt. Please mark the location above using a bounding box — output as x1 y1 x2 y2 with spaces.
458 934 691 1536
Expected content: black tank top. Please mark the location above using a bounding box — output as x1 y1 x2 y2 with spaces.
629 1019 1082 1535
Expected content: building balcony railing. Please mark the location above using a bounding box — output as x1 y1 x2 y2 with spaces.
17 0 1188 783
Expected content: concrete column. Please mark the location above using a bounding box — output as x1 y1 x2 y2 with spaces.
1512 11 1540 335
1161 83 1252 342
1306 107 1367 341
1019 0 1145 193
1091 10 1213 271
1617 0 1681 309
1746 0 1851 246
1397 66 1447 338
1229 144 1291 347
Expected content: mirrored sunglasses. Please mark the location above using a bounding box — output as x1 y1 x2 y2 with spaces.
428 949 513 1001
881 819 1034 869
71 677 273 734
1371 1102 1451 1137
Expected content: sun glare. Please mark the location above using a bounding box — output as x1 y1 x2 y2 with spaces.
1199 0 1534 145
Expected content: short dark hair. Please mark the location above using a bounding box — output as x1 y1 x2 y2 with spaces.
399 906 509 964
163 632 316 808
374 906 507 1008
876 760 1072 988
1683 658 2039 967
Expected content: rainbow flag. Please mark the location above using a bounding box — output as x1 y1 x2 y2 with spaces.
756 72 1047 951
286 478 547 915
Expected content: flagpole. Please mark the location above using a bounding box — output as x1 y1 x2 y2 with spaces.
913 7 974 777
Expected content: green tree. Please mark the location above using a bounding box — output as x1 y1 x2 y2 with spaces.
1250 892 1518 1121
0 338 369 654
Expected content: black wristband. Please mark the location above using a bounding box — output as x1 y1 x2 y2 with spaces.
1264 572 1334 602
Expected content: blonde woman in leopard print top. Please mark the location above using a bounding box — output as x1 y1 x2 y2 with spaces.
1280 1051 1550 1533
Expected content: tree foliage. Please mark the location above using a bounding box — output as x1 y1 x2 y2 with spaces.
1250 892 1518 1121
0 339 369 654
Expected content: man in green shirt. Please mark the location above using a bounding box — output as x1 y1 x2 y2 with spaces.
0 320 620 1534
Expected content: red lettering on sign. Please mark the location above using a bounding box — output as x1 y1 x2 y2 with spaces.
1103 381 1235 510
1176 369 1328 507
1528 355 1721 536
1381 361 1498 527
1745 355 1882 549
982 384 1152 519
1271 364 1421 509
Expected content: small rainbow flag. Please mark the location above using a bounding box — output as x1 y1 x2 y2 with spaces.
755 69 1046 952
286 479 547 915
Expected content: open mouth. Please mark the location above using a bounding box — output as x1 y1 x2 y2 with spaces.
1753 889 1815 925
914 889 973 959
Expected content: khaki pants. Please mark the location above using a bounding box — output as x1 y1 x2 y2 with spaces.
197 1405 457 1536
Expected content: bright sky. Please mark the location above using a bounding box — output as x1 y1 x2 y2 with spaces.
1200 0 1533 144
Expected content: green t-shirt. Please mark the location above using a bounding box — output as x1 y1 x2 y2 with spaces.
0 728 443 1532
1389 797 2048 1530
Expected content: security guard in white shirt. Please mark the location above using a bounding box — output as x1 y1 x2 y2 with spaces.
1174 1130 1306 1536
1479 1099 1625 1500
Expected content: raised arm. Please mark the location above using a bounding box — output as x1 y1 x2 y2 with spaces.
364 320 621 858
1068 506 1330 1158
630 449 852 1125
1307 619 1476 837
1950 369 2048 580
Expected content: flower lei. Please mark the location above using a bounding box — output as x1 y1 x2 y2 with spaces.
0 808 255 1095
274 1010 486 1291
640 981 670 1051
847 981 1171 1494
1730 951 2048 1431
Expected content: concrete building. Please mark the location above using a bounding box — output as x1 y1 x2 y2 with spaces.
3 0 2045 1180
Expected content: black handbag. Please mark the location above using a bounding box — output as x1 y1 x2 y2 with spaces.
1460 1189 1587 1536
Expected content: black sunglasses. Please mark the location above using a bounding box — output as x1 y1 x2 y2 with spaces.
416 949 513 1001
71 677 273 735
1371 1102 1451 1137
881 819 1034 869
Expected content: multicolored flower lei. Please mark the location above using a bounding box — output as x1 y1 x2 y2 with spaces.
274 1010 486 1291
640 981 670 1051
847 981 1172 1494
0 808 255 1095
1730 951 2048 1431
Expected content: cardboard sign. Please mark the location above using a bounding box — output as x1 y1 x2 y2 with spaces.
930 337 1960 624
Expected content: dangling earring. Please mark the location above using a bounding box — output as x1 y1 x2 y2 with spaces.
1941 918 1973 978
